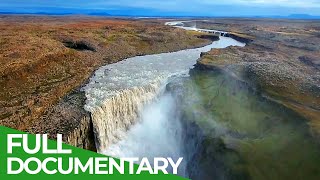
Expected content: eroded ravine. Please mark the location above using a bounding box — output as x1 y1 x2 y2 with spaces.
168 68 320 179
82 24 244 177
82 22 250 177
83 35 245 152
83 21 320 179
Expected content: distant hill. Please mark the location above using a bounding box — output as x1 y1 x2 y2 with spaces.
0 7 111 16
0 8 319 19
287 14 320 19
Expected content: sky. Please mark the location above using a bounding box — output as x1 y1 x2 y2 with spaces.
0 0 320 17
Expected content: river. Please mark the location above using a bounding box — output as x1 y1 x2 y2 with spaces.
83 23 244 177
83 22 320 179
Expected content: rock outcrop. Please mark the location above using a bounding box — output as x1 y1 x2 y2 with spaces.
195 19 320 139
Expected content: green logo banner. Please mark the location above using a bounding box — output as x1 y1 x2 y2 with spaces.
0 126 185 179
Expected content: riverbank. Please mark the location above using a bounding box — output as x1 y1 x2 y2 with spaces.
160 19 320 178
0 16 214 150
148 19 320 178
192 18 320 139
82 35 243 178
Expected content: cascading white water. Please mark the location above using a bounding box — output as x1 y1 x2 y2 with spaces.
104 92 187 175
83 32 246 176
88 81 163 151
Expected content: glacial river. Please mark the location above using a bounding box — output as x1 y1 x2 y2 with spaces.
84 36 244 110
83 21 320 179
83 24 244 177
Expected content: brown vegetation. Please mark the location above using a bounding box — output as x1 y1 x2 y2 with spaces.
0 16 210 132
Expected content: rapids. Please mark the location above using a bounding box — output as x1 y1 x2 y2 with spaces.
83 36 245 153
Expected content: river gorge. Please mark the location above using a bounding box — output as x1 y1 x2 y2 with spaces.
82 23 320 179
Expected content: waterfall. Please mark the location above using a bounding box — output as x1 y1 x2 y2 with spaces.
83 35 245 157
104 91 188 176
86 80 164 152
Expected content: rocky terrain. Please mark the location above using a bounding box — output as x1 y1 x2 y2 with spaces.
168 67 320 180
1 16 319 154
0 16 212 149
162 19 320 179
192 19 320 139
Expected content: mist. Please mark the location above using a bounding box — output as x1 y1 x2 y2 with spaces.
103 92 188 176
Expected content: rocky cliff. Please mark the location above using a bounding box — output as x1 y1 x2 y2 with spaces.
194 19 320 139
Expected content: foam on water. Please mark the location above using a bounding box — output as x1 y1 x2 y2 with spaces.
104 93 187 175
84 36 245 112
83 34 245 160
